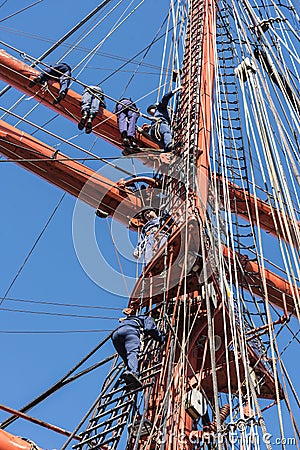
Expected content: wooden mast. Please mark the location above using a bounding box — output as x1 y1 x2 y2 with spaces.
176 0 217 446
136 2 219 448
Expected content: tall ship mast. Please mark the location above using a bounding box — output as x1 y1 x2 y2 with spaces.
0 1 299 449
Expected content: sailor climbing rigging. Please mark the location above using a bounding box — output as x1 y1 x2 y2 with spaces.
78 85 106 134
111 307 164 388
133 207 174 264
29 62 72 105
147 86 181 152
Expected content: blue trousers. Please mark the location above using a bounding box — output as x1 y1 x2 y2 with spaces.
144 233 167 264
112 326 140 375
82 91 101 116
39 63 71 95
115 99 139 138
150 121 172 151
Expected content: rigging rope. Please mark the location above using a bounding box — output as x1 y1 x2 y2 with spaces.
0 26 166 71
119 7 169 98
105 216 131 299
0 0 44 24
0 306 120 320
71 0 146 78
0 0 114 97
4 296 124 310
0 194 66 307
0 0 9 9
0 329 113 334
0 106 137 178
214 1 300 444
1 329 114 428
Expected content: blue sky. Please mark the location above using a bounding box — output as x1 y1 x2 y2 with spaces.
0 1 299 449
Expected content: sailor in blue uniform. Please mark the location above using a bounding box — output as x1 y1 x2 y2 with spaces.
147 86 181 152
78 85 106 134
115 98 140 152
133 207 174 264
111 308 164 387
29 63 72 105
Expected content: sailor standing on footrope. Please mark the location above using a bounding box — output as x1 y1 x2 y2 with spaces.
111 308 164 388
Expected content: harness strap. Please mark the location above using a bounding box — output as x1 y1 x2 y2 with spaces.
154 120 162 141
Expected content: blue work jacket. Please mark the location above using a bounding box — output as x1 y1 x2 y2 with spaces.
117 314 163 342
153 91 175 125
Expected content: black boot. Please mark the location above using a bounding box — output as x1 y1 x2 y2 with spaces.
121 130 130 147
53 91 66 105
78 111 88 130
29 76 42 87
85 115 94 134
128 136 138 149
122 371 142 389
165 143 174 153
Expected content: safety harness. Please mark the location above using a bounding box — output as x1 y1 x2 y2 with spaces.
152 119 162 142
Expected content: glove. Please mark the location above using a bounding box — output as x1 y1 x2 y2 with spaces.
133 249 141 259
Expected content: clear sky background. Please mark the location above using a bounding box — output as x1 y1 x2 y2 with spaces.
0 1 299 449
